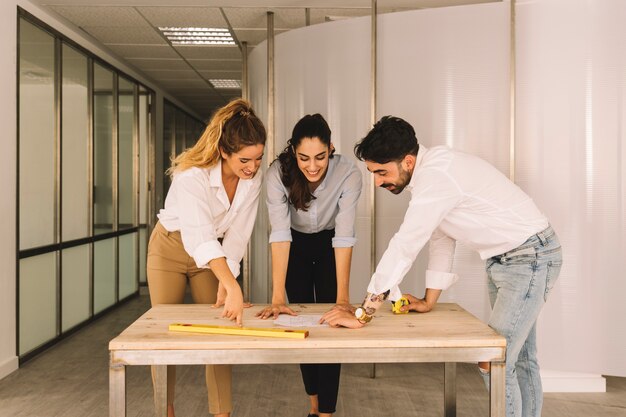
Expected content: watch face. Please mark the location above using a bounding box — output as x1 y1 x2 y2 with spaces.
355 307 364 318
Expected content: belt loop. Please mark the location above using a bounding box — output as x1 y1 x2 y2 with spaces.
536 226 549 246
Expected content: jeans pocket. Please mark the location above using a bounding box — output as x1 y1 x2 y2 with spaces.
544 260 562 301
500 245 537 265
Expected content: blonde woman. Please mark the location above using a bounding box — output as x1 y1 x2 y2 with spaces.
147 99 266 417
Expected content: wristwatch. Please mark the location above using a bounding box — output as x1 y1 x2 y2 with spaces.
354 307 372 324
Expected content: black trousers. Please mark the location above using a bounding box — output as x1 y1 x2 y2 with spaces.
285 228 341 414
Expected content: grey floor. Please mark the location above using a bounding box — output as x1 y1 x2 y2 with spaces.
1 294 624 417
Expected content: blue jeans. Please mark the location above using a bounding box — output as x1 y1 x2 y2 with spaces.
484 226 562 417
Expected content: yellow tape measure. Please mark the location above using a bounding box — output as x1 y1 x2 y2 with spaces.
392 297 409 314
169 323 309 339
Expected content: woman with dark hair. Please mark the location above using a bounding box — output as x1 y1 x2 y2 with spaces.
148 98 266 417
256 114 362 417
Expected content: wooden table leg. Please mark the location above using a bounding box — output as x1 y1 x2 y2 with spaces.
444 362 457 417
153 365 168 417
109 362 126 417
490 362 506 417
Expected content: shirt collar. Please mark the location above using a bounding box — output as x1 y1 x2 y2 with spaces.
209 158 254 196
315 156 336 193
209 159 223 188
405 144 427 192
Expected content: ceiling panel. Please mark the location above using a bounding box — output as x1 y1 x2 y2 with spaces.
193 70 242 79
175 90 220 97
309 8 371 25
49 6 148 28
189 60 242 71
136 6 228 27
223 7 305 29
176 46 242 60
158 78 211 88
105 44 179 59
126 58 190 70
43 0 500 122
233 28 288 46
141 69 199 79
82 26 166 45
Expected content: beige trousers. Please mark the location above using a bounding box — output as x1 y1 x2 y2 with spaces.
147 222 232 415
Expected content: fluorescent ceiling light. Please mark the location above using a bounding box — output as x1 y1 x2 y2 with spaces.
159 27 235 46
209 79 241 89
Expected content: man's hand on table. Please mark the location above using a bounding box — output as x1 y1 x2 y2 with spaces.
320 309 364 328
401 293 434 313
255 304 297 320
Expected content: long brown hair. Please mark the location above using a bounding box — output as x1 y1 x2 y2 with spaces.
167 98 266 176
276 114 334 211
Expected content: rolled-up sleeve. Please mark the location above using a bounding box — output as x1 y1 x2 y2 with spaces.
367 168 462 299
222 173 263 278
266 162 293 243
332 164 362 248
175 172 226 268
425 227 459 290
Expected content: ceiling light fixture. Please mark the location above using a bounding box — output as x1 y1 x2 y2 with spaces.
209 79 241 89
158 27 236 46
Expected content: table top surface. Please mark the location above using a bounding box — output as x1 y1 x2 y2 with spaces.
109 303 505 351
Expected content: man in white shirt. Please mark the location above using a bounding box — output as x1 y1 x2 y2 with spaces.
321 116 562 417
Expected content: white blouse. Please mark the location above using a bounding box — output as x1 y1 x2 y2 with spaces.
157 159 262 277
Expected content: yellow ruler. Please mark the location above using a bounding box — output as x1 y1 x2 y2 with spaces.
169 323 309 339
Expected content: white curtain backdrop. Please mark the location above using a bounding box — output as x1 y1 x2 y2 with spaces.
249 0 626 377
516 0 626 377
376 2 510 324
248 17 371 303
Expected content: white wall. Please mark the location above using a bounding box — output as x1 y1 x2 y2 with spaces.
248 17 372 303
516 0 626 378
249 0 626 385
376 3 510 322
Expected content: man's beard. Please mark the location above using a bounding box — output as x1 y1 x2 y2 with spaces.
380 164 411 194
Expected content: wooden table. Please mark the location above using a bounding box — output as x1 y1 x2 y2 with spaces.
109 303 506 417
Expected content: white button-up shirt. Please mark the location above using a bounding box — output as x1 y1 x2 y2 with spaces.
266 154 362 247
157 159 262 277
368 145 549 301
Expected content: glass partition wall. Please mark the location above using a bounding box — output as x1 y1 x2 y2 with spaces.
17 11 155 360
162 99 206 198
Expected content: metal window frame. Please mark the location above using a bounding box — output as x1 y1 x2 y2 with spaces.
16 8 155 363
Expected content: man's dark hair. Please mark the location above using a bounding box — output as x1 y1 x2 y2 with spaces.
354 116 419 163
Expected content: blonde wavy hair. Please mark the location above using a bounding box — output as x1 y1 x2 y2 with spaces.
166 98 266 176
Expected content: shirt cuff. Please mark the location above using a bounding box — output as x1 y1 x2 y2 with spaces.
425 269 459 290
226 258 241 278
192 240 226 269
366 283 403 303
269 229 292 243
332 236 356 248
388 285 403 302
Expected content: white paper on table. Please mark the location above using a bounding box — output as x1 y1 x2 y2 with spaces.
273 314 328 328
